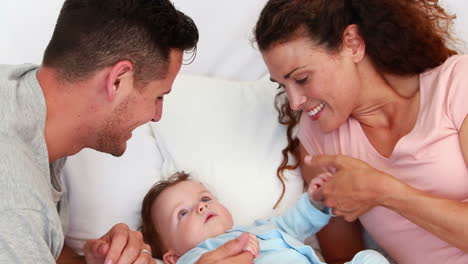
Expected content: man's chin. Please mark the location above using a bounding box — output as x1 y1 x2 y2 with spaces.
95 142 127 157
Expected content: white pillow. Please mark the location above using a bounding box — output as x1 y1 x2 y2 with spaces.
152 74 304 225
62 123 170 255
62 74 306 256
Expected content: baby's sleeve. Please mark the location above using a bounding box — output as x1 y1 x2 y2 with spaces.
176 247 208 264
260 193 331 242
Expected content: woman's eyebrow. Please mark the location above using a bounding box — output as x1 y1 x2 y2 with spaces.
270 65 308 83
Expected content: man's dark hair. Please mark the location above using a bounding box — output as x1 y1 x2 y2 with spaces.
43 0 198 85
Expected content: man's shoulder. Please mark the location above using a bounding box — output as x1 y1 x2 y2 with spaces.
0 139 52 209
0 63 38 79
0 63 40 104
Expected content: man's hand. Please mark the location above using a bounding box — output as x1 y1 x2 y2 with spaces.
83 223 154 264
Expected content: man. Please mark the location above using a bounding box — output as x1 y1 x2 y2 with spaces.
0 0 197 263
1 0 258 263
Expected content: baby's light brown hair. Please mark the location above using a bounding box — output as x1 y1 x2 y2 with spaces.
140 171 191 258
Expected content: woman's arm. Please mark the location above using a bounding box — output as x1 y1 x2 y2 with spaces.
382 178 468 252
381 115 468 251
299 143 365 264
309 116 468 252
460 116 468 166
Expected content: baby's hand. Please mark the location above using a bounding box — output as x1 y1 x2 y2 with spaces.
307 172 334 213
242 233 260 258
307 172 332 198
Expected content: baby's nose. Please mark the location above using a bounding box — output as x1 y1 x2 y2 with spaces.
198 203 208 213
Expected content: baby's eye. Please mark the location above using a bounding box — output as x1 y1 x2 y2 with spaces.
201 196 211 202
178 210 188 220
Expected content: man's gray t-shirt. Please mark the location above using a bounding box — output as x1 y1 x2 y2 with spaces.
0 64 65 262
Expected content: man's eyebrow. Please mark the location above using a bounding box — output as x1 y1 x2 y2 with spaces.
269 66 307 83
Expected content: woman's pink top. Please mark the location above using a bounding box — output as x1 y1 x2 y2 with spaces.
298 55 468 264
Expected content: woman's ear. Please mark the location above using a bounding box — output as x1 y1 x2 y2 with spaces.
342 24 365 63
105 60 133 101
163 250 180 264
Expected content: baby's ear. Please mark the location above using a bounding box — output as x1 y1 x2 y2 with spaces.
163 250 180 264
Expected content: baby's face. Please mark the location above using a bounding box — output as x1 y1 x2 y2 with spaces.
152 180 234 255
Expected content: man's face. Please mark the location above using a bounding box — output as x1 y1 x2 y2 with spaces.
96 50 183 156
153 180 234 256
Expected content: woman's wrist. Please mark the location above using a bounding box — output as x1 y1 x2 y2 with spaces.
376 172 412 212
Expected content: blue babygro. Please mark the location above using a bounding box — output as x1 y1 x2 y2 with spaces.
177 193 389 264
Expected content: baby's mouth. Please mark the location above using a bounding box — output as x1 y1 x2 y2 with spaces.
205 213 217 223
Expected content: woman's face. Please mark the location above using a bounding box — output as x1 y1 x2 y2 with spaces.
261 37 361 133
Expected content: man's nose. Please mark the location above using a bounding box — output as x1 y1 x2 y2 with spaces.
151 101 163 122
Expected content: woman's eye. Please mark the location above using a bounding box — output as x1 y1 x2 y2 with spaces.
178 210 188 220
296 77 308 84
276 84 285 90
201 196 211 202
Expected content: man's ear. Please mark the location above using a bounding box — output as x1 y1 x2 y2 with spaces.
342 24 365 63
163 250 180 264
105 60 133 101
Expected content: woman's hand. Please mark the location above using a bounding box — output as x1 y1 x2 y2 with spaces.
83 223 154 264
305 154 400 221
196 233 255 264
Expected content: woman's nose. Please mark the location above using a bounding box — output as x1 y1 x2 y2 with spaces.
287 88 306 111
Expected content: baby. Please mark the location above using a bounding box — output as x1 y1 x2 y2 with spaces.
141 171 389 264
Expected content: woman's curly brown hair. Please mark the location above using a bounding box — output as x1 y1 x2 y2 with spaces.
254 0 457 208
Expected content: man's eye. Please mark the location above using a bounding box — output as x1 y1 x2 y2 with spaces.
295 77 308 84
201 196 211 202
178 210 188 220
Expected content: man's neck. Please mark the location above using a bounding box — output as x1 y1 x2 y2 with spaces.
36 66 94 163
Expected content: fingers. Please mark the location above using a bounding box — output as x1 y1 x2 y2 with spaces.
242 233 259 258
115 230 145 264
304 154 345 172
104 225 129 264
132 246 155 264
83 239 109 262
312 185 325 201
222 252 255 264
197 233 251 263
308 172 332 192
84 224 151 264
215 232 250 259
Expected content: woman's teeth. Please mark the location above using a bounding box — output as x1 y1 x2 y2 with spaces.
307 101 326 116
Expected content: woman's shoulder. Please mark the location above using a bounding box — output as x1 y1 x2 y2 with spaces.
422 54 468 79
420 55 468 95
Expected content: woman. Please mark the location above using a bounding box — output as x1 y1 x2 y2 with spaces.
254 0 468 263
